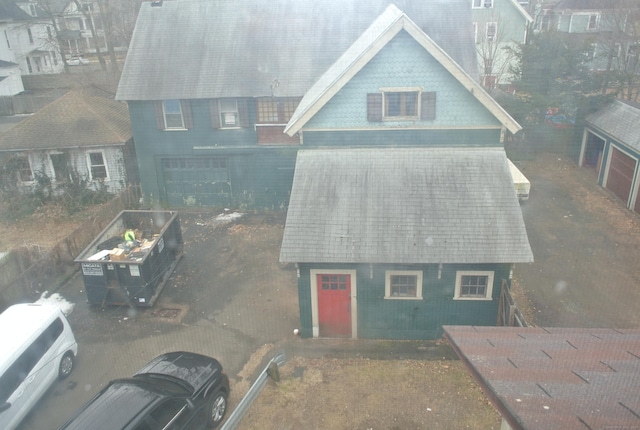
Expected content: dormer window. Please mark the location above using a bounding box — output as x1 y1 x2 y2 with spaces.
367 88 436 122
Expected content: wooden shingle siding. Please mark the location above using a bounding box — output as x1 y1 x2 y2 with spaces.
421 91 436 120
367 93 382 122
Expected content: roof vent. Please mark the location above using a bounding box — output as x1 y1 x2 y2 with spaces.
151 0 163 6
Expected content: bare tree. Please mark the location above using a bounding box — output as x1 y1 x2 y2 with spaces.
475 12 520 91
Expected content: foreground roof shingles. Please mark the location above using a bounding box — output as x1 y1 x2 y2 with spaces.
280 147 533 264
443 326 640 430
0 91 131 151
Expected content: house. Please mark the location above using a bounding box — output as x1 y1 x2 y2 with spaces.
470 0 533 90
579 99 640 215
278 4 532 340
0 91 137 195
117 0 532 340
0 0 64 75
444 326 640 430
533 0 640 74
0 59 24 95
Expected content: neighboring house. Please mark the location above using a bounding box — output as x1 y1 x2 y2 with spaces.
0 0 63 75
279 4 532 340
444 326 640 430
117 0 533 340
470 0 533 90
533 0 640 73
0 59 24 95
579 99 640 215
0 91 137 194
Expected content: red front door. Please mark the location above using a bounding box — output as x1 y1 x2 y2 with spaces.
317 274 351 338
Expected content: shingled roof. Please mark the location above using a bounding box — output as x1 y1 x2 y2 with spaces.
116 0 478 101
280 147 533 264
586 99 640 152
444 326 640 430
0 91 131 152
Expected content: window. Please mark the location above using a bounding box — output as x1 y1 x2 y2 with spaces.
50 152 69 182
454 271 494 300
588 14 598 30
13 155 33 182
385 271 423 299
27 28 34 44
5 30 10 48
163 100 185 129
486 22 497 43
368 90 436 122
88 151 107 180
384 91 418 118
256 97 300 123
29 4 36 16
219 99 239 127
472 0 493 8
583 43 596 61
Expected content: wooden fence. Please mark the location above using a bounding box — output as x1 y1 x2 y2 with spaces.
497 279 528 327
0 186 141 310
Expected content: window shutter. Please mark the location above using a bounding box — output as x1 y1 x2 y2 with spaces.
181 100 193 129
367 93 382 122
421 92 436 121
155 101 165 130
210 99 220 129
238 99 250 127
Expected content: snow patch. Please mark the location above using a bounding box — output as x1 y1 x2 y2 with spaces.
35 291 75 316
216 211 244 221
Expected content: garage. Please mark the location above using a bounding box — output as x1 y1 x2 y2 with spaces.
161 157 231 207
581 99 640 214
605 146 637 204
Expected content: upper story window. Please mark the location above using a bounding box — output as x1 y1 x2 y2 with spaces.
29 4 36 16
588 14 599 30
88 151 108 180
163 100 185 129
209 98 249 129
472 0 493 8
27 28 34 44
454 271 494 300
256 97 300 124
385 271 423 300
367 88 436 122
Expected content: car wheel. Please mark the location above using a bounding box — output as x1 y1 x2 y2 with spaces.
59 352 74 379
207 392 227 428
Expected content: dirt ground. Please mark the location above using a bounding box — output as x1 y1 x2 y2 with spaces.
2 149 640 430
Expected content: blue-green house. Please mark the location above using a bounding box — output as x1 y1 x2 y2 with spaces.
116 0 533 339
279 5 533 339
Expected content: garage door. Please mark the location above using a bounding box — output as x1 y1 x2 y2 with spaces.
162 157 231 206
606 147 636 205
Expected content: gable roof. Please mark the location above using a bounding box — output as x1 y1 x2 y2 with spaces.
116 0 478 102
506 0 534 23
0 0 31 21
0 91 131 152
444 326 640 430
586 99 640 152
280 147 533 264
285 4 521 136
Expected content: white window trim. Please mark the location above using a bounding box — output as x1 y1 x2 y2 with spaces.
385 270 423 300
86 150 109 181
379 86 422 121
163 100 185 130
219 99 240 129
486 22 497 43
454 270 494 300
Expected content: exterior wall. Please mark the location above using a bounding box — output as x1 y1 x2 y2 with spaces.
297 262 510 340
302 129 502 147
128 100 297 209
16 146 128 194
471 0 530 87
1 21 63 75
305 31 502 130
0 66 25 96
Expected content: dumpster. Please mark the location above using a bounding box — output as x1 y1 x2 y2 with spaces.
74 210 183 307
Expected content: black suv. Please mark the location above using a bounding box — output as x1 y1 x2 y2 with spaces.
59 352 230 430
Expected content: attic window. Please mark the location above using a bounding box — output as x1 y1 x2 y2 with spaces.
367 89 436 122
